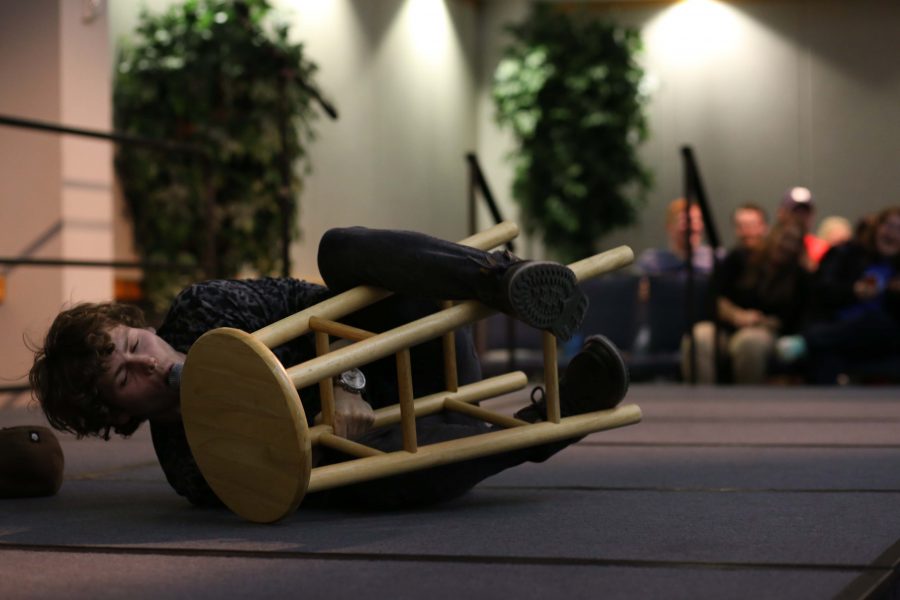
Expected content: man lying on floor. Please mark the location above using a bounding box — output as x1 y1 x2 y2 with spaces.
29 227 629 509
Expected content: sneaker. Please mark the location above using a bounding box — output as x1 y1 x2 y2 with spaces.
498 261 588 342
515 335 629 423
775 335 807 364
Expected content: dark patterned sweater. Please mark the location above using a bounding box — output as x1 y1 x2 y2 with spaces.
151 278 333 506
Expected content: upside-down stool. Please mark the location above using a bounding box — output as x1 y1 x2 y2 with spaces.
181 222 642 523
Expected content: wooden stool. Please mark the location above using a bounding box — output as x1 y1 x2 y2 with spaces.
181 222 642 523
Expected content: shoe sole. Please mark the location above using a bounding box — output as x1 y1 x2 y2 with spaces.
505 262 588 341
582 334 629 409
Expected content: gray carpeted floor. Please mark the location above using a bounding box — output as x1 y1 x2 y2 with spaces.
2 384 899 599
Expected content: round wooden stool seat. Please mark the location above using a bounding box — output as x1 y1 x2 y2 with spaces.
181 328 311 523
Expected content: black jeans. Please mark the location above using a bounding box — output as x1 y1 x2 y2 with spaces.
316 225 519 408
803 309 900 384
302 227 556 509
317 226 518 304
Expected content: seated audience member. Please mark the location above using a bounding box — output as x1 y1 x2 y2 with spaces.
777 186 829 269
817 216 853 247
636 198 715 275
685 220 811 384
634 198 718 357
777 206 900 384
855 214 877 241
732 202 769 252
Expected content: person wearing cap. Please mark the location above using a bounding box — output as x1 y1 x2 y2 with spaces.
777 187 830 269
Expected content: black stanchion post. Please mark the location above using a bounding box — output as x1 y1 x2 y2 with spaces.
200 153 218 279
466 153 477 238
681 146 724 385
465 154 515 254
277 72 292 278
682 154 698 385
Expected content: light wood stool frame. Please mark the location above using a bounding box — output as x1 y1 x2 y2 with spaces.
181 222 642 523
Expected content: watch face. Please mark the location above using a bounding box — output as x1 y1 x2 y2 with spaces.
340 368 366 391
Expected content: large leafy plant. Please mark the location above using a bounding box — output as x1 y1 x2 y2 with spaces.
114 0 321 311
492 4 651 261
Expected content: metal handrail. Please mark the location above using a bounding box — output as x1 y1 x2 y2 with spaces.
465 153 515 254
0 113 212 279
0 113 207 155
0 257 194 271
465 153 519 371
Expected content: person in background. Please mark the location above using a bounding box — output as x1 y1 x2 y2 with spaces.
732 202 769 252
636 198 715 276
777 206 900 384
777 186 829 269
817 216 853 248
685 219 811 384
634 198 718 359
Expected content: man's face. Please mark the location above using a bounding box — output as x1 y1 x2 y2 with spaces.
98 325 184 424
779 205 814 231
875 213 900 258
669 204 704 252
734 209 768 250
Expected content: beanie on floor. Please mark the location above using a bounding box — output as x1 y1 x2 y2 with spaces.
0 425 64 498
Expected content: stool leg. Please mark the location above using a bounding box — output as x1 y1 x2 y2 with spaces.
396 349 418 453
286 246 635 391
252 221 521 349
315 331 335 428
543 332 561 423
441 300 459 392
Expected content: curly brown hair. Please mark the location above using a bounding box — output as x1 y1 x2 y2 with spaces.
858 206 900 261
29 303 149 440
737 219 807 308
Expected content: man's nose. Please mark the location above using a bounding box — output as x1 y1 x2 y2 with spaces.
127 354 158 372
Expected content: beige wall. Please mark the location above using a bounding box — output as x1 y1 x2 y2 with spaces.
5 0 899 388
285 0 478 279
0 1 112 386
59 0 114 300
475 0 900 255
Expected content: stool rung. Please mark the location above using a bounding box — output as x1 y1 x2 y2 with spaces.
443 398 529 429
318 432 385 458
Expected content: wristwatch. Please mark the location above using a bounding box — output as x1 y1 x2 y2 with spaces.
337 368 366 395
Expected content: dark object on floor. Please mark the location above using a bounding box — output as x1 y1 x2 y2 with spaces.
0 425 64 498
516 334 630 423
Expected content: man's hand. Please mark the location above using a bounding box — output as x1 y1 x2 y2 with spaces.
734 308 764 328
315 388 375 440
886 276 900 294
854 275 881 300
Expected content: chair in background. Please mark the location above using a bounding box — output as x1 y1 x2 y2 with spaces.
630 274 711 381
577 275 640 355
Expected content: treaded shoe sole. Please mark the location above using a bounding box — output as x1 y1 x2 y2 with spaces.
505 262 588 341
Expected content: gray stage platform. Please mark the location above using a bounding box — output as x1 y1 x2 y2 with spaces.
2 384 899 599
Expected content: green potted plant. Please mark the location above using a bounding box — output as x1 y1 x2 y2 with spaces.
492 4 652 262
114 0 324 312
